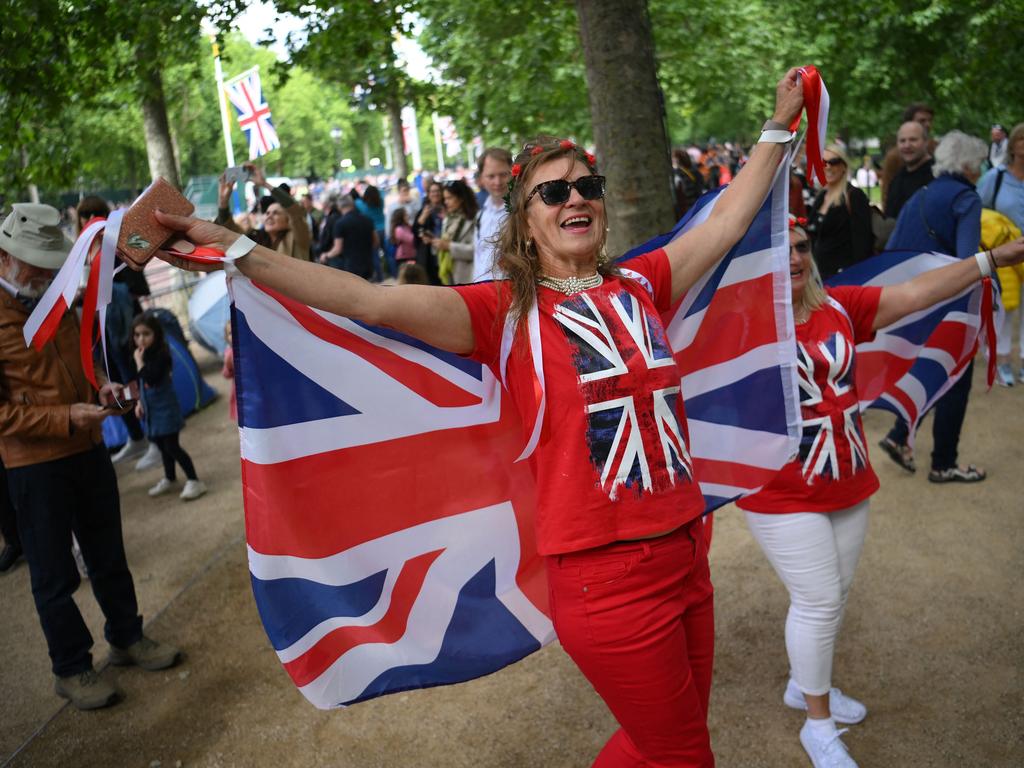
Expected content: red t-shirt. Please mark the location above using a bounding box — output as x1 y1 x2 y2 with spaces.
454 249 706 555
738 285 883 514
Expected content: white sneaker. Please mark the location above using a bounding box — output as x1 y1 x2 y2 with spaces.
135 443 162 471
180 480 207 501
996 363 1015 387
799 720 858 768
148 478 176 497
784 679 867 724
111 438 147 464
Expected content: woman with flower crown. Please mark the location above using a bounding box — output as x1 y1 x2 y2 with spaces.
157 70 806 767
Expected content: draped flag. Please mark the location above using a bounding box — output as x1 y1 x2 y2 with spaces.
827 250 998 442
231 147 800 709
224 67 280 160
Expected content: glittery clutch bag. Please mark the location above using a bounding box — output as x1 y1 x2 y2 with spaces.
117 178 194 270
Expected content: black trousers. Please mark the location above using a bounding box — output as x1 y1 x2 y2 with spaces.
7 445 142 676
887 359 974 471
152 432 197 482
0 457 18 549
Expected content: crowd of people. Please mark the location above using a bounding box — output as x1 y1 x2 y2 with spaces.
1 67 1023 768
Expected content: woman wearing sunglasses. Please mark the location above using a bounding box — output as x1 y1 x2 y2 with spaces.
736 219 1024 768
155 68 809 766
807 145 873 279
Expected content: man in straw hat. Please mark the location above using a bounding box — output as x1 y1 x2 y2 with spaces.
0 203 180 710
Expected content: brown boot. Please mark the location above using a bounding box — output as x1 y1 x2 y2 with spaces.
54 669 120 710
109 635 181 671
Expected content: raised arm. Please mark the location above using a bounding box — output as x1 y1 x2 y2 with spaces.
663 68 805 303
154 212 475 355
873 238 1024 330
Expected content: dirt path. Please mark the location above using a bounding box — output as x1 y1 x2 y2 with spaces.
1 358 1021 767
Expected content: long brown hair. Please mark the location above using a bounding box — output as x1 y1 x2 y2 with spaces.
496 137 614 326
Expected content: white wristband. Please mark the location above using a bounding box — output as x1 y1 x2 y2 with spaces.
974 250 992 278
758 129 795 144
224 235 257 277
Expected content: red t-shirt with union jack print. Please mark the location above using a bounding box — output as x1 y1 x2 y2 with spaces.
454 249 706 555
738 285 883 514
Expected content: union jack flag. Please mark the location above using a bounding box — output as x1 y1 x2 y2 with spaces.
794 301 868 483
827 250 997 439
231 151 800 709
224 67 280 160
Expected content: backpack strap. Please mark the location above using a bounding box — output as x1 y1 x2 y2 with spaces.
988 169 1006 209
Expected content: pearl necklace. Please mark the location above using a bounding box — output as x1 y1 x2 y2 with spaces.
536 273 604 295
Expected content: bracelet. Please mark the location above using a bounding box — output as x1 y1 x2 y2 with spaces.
988 249 998 273
225 235 257 277
974 250 993 278
762 119 789 132
759 129 795 144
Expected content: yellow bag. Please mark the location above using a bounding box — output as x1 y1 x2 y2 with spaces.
981 209 1023 311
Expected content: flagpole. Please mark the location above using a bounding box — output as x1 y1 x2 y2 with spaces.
211 37 235 168
431 112 444 172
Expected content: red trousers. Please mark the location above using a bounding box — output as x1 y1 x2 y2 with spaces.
546 520 715 768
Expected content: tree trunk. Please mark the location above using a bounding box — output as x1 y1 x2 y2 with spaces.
20 147 39 203
575 0 675 256
139 64 181 189
386 99 409 179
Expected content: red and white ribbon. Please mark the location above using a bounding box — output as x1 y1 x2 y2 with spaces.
24 211 122 388
789 65 830 186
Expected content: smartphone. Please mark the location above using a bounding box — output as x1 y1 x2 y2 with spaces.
223 165 251 187
103 398 138 414
117 178 195 270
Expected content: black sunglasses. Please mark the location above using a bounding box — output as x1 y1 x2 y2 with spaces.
790 240 811 253
525 175 606 206
823 158 846 167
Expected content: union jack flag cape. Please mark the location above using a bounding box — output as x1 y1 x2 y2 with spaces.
827 250 998 440
225 67 280 160
230 154 800 709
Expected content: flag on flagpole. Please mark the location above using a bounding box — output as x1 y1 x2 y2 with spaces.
224 67 280 160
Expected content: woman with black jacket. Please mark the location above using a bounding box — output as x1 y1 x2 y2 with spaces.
808 145 873 279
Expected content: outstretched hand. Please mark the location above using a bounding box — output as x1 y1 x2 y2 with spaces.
993 237 1024 268
772 67 805 127
153 210 238 273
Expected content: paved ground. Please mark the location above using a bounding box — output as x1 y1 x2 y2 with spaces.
1 356 1021 767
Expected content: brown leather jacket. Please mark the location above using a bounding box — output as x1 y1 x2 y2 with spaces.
0 290 104 468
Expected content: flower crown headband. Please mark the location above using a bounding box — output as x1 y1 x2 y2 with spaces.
504 139 598 213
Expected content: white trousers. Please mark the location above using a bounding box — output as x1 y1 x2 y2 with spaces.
744 501 869 695
996 307 1024 359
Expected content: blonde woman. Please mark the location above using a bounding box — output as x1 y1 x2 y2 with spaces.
738 219 1024 767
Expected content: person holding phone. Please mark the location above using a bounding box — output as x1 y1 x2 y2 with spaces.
413 180 445 284
0 204 180 710
216 164 311 262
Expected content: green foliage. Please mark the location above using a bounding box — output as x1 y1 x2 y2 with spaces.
416 0 591 149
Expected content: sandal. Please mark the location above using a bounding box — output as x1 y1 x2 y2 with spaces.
928 465 986 483
877 437 916 473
